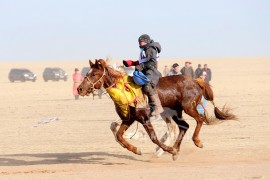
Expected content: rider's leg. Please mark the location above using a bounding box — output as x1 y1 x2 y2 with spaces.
143 83 164 116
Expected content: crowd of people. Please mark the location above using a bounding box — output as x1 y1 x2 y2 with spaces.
163 61 212 83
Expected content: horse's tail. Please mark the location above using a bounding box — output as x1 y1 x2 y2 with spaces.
195 78 214 101
195 79 237 123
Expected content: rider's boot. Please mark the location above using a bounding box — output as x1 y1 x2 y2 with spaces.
148 92 164 116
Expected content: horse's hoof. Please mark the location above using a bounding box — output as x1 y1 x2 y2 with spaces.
195 143 203 148
171 148 178 155
110 122 117 132
172 154 179 161
135 148 142 155
200 144 204 148
193 139 204 148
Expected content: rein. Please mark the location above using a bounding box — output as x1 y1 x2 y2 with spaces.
85 67 106 93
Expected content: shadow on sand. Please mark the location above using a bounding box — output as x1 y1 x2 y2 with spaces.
0 151 146 166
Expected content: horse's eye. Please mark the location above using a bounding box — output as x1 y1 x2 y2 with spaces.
92 73 96 77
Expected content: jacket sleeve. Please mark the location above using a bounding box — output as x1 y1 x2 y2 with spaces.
145 47 157 62
180 67 185 75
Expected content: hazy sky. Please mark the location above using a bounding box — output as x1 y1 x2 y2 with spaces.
1 0 270 61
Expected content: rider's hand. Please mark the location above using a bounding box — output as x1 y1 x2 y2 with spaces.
123 60 139 67
123 60 133 67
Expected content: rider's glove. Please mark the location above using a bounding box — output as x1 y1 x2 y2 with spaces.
123 60 139 67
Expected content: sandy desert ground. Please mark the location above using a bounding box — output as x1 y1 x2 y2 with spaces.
0 58 270 179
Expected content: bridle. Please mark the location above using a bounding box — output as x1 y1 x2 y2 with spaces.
85 67 106 93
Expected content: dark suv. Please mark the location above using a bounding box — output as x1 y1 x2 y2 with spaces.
8 68 37 82
43 67 68 82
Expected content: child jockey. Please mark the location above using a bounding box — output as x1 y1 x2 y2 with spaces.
123 34 164 116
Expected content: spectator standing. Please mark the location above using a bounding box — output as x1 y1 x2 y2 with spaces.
162 65 170 77
203 64 212 83
197 71 207 115
73 68 84 100
180 61 194 78
166 63 182 76
195 64 203 79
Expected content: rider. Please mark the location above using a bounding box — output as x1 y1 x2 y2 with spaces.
123 34 164 116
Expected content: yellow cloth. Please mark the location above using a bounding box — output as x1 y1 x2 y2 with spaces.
106 75 147 119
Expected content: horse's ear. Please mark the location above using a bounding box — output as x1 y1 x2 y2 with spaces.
98 59 107 68
95 59 98 66
89 60 94 67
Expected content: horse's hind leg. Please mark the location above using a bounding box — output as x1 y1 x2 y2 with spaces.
183 106 205 148
116 120 142 155
155 117 178 157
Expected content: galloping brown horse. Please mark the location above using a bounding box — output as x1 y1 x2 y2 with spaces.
77 59 236 159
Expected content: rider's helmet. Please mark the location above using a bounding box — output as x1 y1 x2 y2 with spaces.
138 34 151 43
133 71 150 85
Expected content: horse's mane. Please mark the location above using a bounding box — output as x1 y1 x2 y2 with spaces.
105 65 124 80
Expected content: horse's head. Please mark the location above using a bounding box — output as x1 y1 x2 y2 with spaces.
77 59 107 96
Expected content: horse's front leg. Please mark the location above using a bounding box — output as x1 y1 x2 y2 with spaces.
142 120 177 156
110 119 122 142
116 120 142 155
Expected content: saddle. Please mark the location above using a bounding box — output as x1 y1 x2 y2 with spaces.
106 75 148 119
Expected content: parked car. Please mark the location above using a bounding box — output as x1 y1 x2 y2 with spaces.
43 67 68 82
8 68 37 82
81 67 91 77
